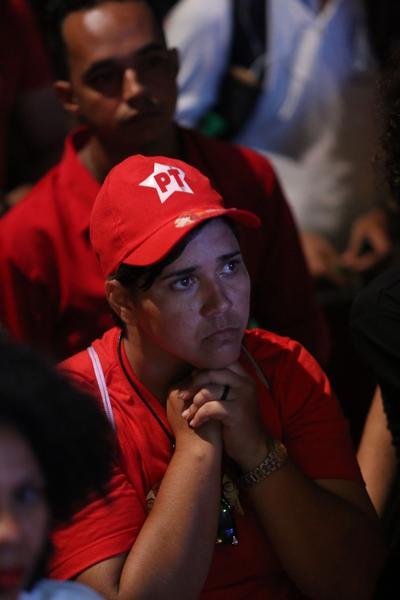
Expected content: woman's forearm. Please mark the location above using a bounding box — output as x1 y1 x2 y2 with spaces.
246 460 385 600
76 399 223 600
117 437 222 600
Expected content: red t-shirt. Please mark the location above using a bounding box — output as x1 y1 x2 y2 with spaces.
0 127 327 361
50 327 359 599
0 0 51 186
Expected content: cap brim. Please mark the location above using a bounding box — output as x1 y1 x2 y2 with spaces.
120 207 260 267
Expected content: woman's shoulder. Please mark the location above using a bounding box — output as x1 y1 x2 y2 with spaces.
21 578 103 599
243 328 325 385
59 327 120 387
244 328 299 359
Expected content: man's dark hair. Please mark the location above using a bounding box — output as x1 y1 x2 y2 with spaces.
0 334 115 525
46 0 166 79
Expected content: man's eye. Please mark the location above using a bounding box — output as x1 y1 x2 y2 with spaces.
91 71 111 83
140 53 168 72
86 69 122 91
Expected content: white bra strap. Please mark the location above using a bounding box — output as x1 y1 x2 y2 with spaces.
87 346 116 431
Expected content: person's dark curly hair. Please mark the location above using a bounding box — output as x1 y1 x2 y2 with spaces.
380 47 400 206
0 335 115 525
46 0 166 80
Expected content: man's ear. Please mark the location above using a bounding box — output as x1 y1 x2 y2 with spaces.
54 80 80 114
105 280 135 325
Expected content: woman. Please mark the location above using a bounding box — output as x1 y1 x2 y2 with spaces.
0 335 114 599
50 155 384 599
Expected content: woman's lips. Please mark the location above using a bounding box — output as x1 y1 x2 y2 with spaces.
205 327 240 342
0 567 25 589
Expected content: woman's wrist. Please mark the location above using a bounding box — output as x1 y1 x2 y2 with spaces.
238 438 288 488
235 435 270 473
175 423 223 455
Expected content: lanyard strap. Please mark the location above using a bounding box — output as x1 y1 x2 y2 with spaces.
87 345 116 431
88 337 270 442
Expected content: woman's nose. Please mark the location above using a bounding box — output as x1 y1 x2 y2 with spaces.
0 512 22 545
202 282 232 316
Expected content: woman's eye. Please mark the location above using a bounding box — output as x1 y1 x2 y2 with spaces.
171 276 194 290
222 259 240 274
15 483 44 508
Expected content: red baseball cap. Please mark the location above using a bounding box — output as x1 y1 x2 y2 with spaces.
90 154 260 276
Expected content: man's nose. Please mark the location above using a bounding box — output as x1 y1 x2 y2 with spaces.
122 67 145 101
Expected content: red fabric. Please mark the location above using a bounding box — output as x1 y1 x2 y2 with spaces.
0 0 51 185
50 327 360 599
91 154 259 275
0 129 111 358
0 127 327 361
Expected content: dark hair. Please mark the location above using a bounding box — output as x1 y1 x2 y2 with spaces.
110 218 239 327
381 48 400 205
46 0 165 80
0 335 115 525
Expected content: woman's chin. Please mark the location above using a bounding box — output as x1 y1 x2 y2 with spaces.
194 346 242 371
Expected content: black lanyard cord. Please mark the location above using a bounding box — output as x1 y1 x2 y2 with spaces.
117 331 175 450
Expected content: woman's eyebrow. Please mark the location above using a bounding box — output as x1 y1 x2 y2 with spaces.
160 266 198 281
220 250 242 261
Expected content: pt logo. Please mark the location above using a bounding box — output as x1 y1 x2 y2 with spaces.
139 163 194 203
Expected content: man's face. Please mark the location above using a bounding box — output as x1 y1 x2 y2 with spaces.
128 219 251 371
61 1 178 152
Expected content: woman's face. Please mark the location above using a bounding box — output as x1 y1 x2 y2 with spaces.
129 219 251 370
0 427 49 600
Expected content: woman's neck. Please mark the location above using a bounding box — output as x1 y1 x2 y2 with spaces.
122 332 191 405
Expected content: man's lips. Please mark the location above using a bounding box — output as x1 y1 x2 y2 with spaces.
120 107 161 124
0 567 25 589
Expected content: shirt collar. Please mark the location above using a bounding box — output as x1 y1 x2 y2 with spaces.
58 127 101 234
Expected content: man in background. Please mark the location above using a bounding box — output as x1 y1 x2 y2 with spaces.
0 0 327 362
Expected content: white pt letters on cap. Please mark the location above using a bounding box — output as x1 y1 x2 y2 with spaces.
139 162 194 203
